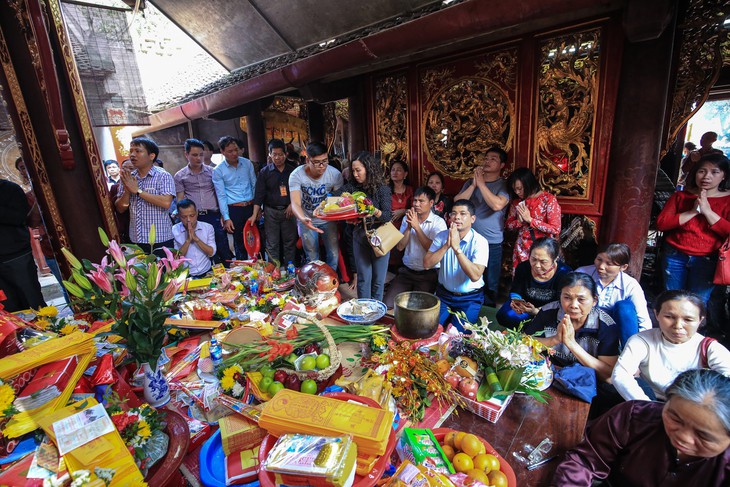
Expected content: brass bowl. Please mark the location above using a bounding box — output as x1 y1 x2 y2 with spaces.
393 292 441 339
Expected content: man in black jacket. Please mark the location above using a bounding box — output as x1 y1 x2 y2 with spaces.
0 178 45 311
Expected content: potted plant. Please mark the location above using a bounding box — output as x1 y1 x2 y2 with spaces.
61 227 189 406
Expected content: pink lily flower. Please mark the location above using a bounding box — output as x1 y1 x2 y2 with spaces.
161 272 188 302
107 240 126 267
87 267 114 294
161 246 190 271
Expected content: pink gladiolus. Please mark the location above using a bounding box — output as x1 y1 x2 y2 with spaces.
87 267 113 293
107 240 126 267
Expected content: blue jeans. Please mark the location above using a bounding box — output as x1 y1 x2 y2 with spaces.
605 299 639 350
436 286 484 332
299 220 339 271
661 245 716 302
353 229 389 300
483 243 502 304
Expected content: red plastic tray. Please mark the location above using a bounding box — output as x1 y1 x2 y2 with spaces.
432 427 517 487
314 208 362 221
257 392 397 487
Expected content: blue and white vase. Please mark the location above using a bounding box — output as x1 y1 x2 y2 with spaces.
142 362 170 407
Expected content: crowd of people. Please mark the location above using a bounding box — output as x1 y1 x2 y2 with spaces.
1 129 730 482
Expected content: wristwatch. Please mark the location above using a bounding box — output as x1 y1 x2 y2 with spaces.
137 188 144 195
455 248 463 256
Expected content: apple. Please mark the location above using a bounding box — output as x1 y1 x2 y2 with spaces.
444 372 461 389
273 370 287 383
458 377 479 399
284 374 301 391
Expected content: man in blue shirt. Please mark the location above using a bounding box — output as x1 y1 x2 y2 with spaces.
212 136 257 261
424 199 490 331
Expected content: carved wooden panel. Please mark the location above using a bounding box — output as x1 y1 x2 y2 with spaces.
419 47 518 179
534 28 601 199
374 73 409 170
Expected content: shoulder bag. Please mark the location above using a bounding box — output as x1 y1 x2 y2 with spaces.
713 238 730 285
363 218 404 257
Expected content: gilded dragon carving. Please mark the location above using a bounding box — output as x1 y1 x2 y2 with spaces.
665 0 730 152
374 73 409 169
535 28 601 198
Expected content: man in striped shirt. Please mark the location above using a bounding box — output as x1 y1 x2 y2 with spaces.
115 137 176 257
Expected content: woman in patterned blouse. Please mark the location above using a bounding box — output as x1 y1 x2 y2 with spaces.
505 167 562 271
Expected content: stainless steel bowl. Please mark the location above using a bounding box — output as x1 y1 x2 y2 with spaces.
393 291 441 339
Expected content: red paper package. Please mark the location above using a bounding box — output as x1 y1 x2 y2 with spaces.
15 356 77 412
90 354 115 386
225 446 260 485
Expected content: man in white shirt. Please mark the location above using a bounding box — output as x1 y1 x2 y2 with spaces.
384 187 446 308
172 199 216 278
424 199 490 331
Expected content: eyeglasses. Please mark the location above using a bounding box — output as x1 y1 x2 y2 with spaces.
309 157 329 167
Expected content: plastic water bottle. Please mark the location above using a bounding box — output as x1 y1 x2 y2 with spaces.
250 280 259 295
210 337 223 370
287 261 296 276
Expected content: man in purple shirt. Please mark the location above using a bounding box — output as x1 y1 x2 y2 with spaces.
115 137 175 257
174 139 228 264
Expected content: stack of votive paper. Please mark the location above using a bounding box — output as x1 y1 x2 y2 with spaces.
258 390 393 456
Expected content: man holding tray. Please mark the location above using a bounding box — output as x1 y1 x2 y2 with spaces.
289 141 344 270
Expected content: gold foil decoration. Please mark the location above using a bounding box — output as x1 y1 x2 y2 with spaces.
535 28 601 198
374 73 409 170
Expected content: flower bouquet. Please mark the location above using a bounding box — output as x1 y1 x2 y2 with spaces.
218 364 247 398
107 401 166 473
61 227 189 370
449 312 550 404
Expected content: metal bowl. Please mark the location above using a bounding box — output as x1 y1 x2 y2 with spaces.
393 291 441 339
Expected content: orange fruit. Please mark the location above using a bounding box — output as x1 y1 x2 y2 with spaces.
472 453 492 473
477 440 486 455
461 433 482 457
452 452 474 473
467 469 490 484
488 470 508 487
444 431 458 448
453 431 467 451
483 453 501 473
441 444 455 461
435 359 451 375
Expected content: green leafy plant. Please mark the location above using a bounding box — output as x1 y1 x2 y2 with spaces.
61 227 189 369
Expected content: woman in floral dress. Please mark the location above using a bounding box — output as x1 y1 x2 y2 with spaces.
505 167 562 271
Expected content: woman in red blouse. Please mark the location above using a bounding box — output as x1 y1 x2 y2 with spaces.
505 168 562 271
657 153 730 302
389 160 413 229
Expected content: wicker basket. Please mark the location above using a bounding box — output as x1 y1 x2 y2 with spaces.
461 393 513 423
275 310 342 381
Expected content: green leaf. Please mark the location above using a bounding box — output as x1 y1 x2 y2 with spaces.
346 358 355 362
476 377 493 402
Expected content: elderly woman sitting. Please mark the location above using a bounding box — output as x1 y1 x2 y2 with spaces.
553 368 730 486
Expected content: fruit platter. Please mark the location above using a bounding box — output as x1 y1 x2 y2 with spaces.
314 192 375 221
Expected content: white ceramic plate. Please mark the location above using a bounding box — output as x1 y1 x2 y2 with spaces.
337 298 387 323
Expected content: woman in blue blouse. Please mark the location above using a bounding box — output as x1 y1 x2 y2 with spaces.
336 152 392 300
